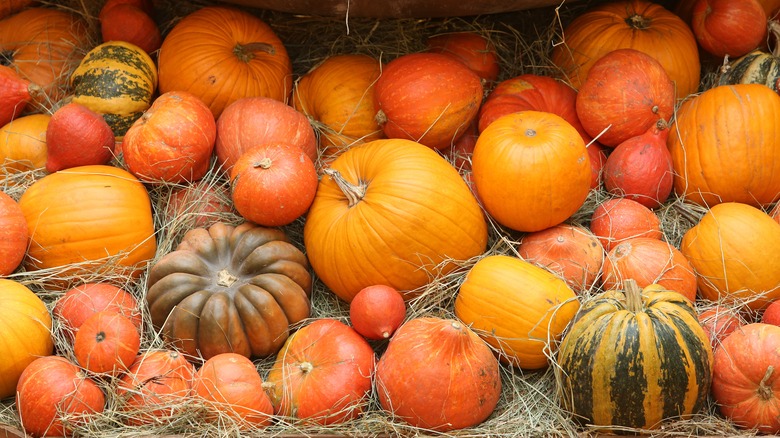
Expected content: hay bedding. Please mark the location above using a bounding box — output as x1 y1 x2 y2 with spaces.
0 0 757 436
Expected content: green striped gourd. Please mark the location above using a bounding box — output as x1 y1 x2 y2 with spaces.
557 279 713 430
70 41 157 138
718 21 780 93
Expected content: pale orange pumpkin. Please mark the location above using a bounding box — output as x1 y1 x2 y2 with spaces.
157 6 292 118
0 112 49 176
292 54 384 163
472 110 591 232
18 165 157 285
669 84 780 208
551 0 700 101
303 139 487 303
681 202 780 311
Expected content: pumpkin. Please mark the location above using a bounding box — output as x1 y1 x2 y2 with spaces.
264 319 375 425
0 113 49 175
455 254 580 369
16 356 105 437
292 54 384 162
99 0 154 18
157 6 292 118
122 90 217 183
426 31 500 82
668 84 780 208
100 4 162 55
551 0 700 101
18 165 157 284
575 48 675 147
53 282 142 340
698 305 745 349
0 190 27 276
763 300 780 325
229 142 318 227
691 0 767 59
116 349 196 426
0 65 41 126
74 310 140 376
711 323 780 433
601 237 698 302
0 0 32 19
517 223 604 292
45 102 115 172
0 8 90 105
557 279 713 430
193 353 274 428
146 222 312 361
375 317 501 431
215 96 317 171
718 21 780 93
70 40 158 138
681 202 780 311
303 139 487 302
349 284 406 340
472 110 591 232
676 0 780 24
589 197 663 252
374 52 483 150
0 279 52 400
164 182 235 229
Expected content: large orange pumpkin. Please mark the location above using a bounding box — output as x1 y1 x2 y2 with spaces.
681 202 780 311
157 6 292 118
292 54 384 163
18 165 157 284
455 254 580 370
471 110 591 232
551 0 700 100
0 8 90 105
668 84 780 208
303 139 487 303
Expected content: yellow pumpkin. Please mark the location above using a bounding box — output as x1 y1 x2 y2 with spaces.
18 164 157 285
0 113 49 174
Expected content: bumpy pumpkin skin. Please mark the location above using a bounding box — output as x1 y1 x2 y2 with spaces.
146 222 312 361
557 280 713 430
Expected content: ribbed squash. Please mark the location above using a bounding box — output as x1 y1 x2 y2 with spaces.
557 280 713 430
70 41 157 138
718 22 780 93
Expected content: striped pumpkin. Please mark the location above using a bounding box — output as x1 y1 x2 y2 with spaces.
557 279 713 430
717 21 780 93
70 41 157 138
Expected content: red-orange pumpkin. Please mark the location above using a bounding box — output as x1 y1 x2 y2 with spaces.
691 0 767 59
16 356 105 437
698 305 745 349
100 4 161 55
216 96 317 171
264 319 375 425
194 353 274 428
122 90 217 183
0 65 41 126
376 317 501 431
374 52 483 150
426 31 500 82
73 310 141 376
472 110 591 232
551 0 700 100
157 6 292 118
45 102 115 172
349 284 406 340
164 182 234 229
0 190 27 276
589 197 663 252
53 282 141 340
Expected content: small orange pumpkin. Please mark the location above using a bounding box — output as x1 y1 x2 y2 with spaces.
0 113 49 175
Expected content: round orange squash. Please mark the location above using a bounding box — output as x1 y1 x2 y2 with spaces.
157 6 292 118
471 110 591 232
0 113 49 175
551 0 700 101
669 84 780 208
303 139 487 303
18 165 157 285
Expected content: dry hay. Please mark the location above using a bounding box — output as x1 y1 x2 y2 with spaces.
0 0 756 437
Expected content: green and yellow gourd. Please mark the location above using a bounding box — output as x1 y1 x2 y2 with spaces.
69 41 157 138
557 279 713 430
718 21 780 93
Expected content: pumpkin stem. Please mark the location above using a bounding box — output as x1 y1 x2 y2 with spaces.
625 14 650 30
233 42 276 63
758 366 775 400
254 157 273 169
623 279 644 313
95 331 106 343
323 168 366 207
299 361 314 374
216 269 239 287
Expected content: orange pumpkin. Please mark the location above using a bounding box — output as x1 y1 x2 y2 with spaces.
292 54 384 163
691 0 767 59
100 4 162 55
303 139 487 302
157 6 292 118
590 197 663 252
0 190 27 276
0 111 49 176
73 310 140 376
455 254 580 369
0 8 90 105
53 282 141 340
698 305 745 349
0 65 41 126
426 31 500 82
681 202 780 310
472 110 591 232
669 84 780 208
18 165 157 284
551 0 700 100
